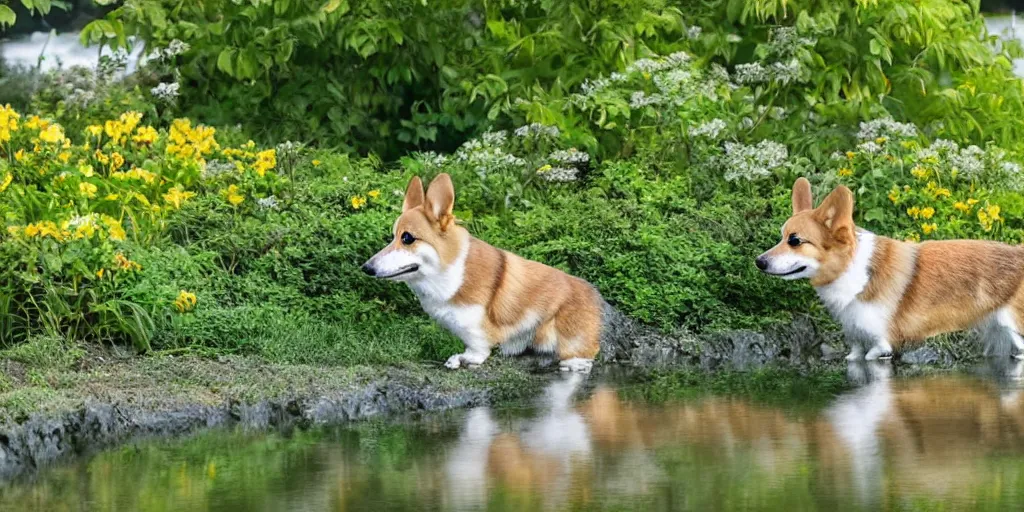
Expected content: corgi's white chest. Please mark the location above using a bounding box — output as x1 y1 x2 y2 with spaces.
420 299 487 342
815 231 892 341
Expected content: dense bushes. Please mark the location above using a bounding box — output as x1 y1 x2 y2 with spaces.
82 0 1024 159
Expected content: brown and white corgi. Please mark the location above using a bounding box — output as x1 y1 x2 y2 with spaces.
362 173 602 371
757 177 1024 360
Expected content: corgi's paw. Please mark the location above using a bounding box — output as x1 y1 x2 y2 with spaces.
864 345 893 361
558 358 593 373
444 354 464 370
845 347 864 361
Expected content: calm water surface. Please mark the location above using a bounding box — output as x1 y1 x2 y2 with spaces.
5 362 1024 511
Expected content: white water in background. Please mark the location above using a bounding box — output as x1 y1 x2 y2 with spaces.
987 13 1024 76
0 30 143 72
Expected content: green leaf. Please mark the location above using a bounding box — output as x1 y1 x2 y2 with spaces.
217 48 237 76
864 208 886 223
0 5 15 26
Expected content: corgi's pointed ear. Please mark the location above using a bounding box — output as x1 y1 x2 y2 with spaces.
402 176 424 212
816 185 855 243
792 177 812 214
424 173 455 230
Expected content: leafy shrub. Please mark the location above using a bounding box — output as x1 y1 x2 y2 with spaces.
0 104 282 349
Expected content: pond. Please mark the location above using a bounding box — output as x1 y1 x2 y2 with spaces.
3 362 1024 511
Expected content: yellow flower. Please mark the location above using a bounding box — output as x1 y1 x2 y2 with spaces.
887 186 900 204
968 198 979 206
96 268 105 279
38 124 66 144
0 104 20 143
86 125 103 139
253 149 276 177
110 152 125 171
94 150 110 165
537 164 553 173
105 194 120 201
223 184 245 206
921 223 937 235
312 159 322 167
102 215 127 241
875 136 887 145
0 172 12 193
79 182 98 198
987 204 1001 221
163 186 196 210
14 149 26 162
368 189 381 199
933 187 951 199
24 115 47 131
837 167 853 177
845 151 856 159
79 164 94 178
351 195 367 209
58 151 71 164
953 201 971 214
132 125 159 145
174 290 197 313
906 206 921 219
114 252 141 271
911 166 929 180
920 207 935 220
905 233 921 242
24 224 40 238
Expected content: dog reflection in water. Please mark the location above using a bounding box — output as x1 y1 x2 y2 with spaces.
442 360 1024 511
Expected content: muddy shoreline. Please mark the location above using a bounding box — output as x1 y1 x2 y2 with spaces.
0 306 978 482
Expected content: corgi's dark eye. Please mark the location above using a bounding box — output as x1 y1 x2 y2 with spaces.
401 232 415 245
788 234 801 247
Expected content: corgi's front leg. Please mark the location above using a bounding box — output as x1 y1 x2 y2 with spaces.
864 339 893 361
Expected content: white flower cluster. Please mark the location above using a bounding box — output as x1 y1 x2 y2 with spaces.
537 167 578 182
734 61 802 85
275 140 304 157
155 39 191 61
686 26 703 40
766 27 816 58
548 148 590 165
689 118 727 139
202 160 236 179
625 52 690 75
151 82 180 103
629 91 664 108
722 140 789 182
456 134 526 176
857 141 883 154
856 118 917 141
514 123 560 138
257 196 280 210
415 151 449 170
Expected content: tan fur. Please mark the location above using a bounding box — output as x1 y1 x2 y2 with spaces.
765 178 1024 353
370 174 602 363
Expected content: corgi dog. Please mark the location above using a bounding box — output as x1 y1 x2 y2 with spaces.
361 173 602 372
757 177 1024 361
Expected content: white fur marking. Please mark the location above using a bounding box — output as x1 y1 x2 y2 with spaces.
815 231 892 358
981 307 1024 359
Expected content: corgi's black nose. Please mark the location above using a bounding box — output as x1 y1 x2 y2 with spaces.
755 256 769 271
361 263 376 276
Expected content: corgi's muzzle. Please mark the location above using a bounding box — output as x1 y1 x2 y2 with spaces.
755 251 817 280
364 263 419 279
